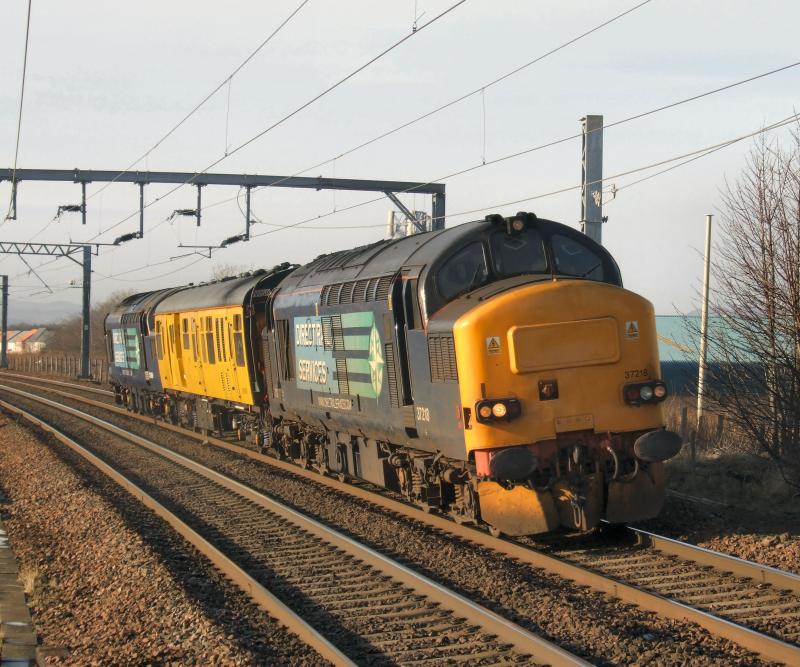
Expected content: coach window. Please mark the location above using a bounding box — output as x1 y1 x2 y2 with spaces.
190 320 198 362
205 316 216 364
489 228 547 277
551 233 605 281
436 242 488 300
181 318 190 350
233 314 245 367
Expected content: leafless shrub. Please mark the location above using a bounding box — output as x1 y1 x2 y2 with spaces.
703 127 800 490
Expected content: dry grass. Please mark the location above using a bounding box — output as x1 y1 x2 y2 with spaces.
18 564 40 597
663 396 798 512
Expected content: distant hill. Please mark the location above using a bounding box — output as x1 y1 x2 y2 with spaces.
6 299 81 326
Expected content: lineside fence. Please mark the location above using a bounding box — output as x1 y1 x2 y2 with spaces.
4 353 108 383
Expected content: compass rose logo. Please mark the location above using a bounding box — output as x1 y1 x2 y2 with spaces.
368 323 384 396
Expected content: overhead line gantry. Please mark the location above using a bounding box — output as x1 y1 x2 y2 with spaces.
1 168 447 243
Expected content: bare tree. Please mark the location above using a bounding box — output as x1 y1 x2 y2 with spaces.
47 290 133 357
704 127 800 489
211 263 250 281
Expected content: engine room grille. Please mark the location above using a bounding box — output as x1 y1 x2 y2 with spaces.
428 334 458 382
321 274 395 306
384 342 400 407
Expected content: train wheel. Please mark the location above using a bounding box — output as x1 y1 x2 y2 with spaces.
337 472 347 483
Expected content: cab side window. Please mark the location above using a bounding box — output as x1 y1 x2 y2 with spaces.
551 233 605 281
436 242 488 300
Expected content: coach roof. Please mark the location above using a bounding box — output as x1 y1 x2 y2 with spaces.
154 273 265 313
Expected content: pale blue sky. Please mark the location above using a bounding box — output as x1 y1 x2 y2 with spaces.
1 0 798 314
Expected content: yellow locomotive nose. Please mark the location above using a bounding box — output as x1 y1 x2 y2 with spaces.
453 279 674 535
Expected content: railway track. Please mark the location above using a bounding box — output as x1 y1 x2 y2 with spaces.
0 381 584 666
3 372 800 664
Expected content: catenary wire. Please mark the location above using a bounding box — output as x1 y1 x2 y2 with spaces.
97 57 800 244
237 62 800 234
248 112 799 235
85 0 313 203
11 114 797 299
8 61 798 284
88 0 469 241
4 0 34 223
163 0 658 218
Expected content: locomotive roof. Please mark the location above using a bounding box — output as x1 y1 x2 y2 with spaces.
154 272 268 312
282 220 481 289
281 215 611 291
105 288 177 328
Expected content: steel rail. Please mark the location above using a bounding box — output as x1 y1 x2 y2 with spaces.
3 376 800 664
629 527 800 594
0 396 353 667
0 371 113 397
0 383 588 667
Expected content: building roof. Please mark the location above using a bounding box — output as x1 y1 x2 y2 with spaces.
656 315 755 363
26 329 51 343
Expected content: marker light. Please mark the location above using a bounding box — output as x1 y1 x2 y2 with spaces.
626 387 640 402
492 402 508 418
511 218 525 232
623 381 668 406
475 398 522 424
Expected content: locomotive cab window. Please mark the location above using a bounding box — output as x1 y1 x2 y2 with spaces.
489 228 547 278
551 233 606 282
436 242 488 300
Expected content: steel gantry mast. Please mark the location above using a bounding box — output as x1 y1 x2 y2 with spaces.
0 243 92 378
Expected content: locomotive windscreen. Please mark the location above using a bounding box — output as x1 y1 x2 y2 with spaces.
489 228 547 277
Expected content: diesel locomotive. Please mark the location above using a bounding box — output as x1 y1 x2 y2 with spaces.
105 212 681 536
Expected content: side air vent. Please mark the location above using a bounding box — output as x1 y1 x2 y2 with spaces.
428 334 458 382
385 342 400 407
331 314 345 351
262 337 275 396
321 274 395 306
340 281 355 304
375 276 393 301
321 316 334 350
336 357 349 395
353 279 369 303
320 284 332 305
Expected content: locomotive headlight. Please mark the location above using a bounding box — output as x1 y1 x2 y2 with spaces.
491 402 508 418
623 381 668 406
511 218 525 232
475 398 521 423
